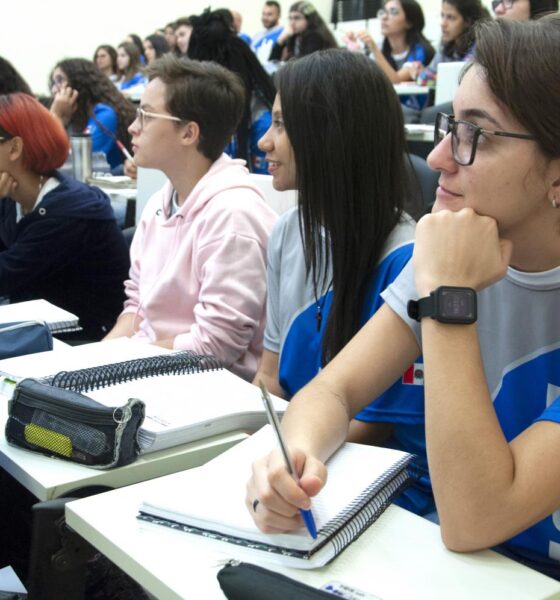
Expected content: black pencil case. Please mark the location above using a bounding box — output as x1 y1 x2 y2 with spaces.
217 561 335 600
5 378 145 469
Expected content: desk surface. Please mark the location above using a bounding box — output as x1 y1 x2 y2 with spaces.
66 472 560 600
394 82 430 96
0 405 246 500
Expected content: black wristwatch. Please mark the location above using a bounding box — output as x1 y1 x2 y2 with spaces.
407 286 477 324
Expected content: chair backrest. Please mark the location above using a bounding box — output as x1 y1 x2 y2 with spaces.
420 100 453 126
405 153 439 217
435 61 464 106
248 174 297 215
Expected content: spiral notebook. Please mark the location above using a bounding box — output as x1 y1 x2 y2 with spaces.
42 352 287 454
0 299 80 334
138 426 416 569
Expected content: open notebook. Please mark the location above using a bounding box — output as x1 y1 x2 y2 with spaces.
0 299 80 334
138 426 415 569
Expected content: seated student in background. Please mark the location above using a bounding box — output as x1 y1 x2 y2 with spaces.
270 1 338 61
247 16 560 578
231 10 252 45
164 21 178 53
413 0 490 85
50 58 136 170
251 1 284 66
143 34 170 65
0 93 129 341
173 17 193 58
254 49 417 445
492 0 558 19
0 56 32 96
93 44 118 81
115 42 146 96
187 9 276 174
348 0 434 83
104 55 277 381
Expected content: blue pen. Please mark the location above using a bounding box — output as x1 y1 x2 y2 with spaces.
258 381 318 539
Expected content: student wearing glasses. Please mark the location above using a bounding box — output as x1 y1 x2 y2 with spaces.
104 55 277 381
492 0 558 19
49 58 136 170
348 0 435 83
247 16 560 578
270 1 337 62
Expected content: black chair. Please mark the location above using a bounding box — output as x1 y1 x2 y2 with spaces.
420 101 453 125
405 153 439 218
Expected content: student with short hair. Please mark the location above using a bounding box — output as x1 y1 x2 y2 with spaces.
105 55 277 381
0 93 129 341
251 1 284 64
247 16 560 578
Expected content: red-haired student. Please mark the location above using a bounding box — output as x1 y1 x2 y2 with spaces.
0 93 129 341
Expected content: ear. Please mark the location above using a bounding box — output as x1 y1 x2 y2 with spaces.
179 121 200 148
547 158 560 209
8 137 24 163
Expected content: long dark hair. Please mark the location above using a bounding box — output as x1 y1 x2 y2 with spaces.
0 56 32 96
529 0 558 18
278 49 407 364
443 0 490 58
288 1 338 56
145 34 169 60
187 8 275 163
93 45 117 75
117 42 143 82
52 58 136 151
381 0 435 67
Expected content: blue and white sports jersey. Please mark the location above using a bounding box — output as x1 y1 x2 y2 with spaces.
264 207 418 405
379 259 560 568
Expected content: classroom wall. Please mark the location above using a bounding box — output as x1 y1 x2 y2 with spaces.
3 0 447 96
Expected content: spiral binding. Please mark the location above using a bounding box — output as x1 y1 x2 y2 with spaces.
48 318 81 334
44 351 222 393
139 454 416 562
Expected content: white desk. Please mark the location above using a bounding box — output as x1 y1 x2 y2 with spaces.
0 422 247 501
394 82 430 97
66 473 560 600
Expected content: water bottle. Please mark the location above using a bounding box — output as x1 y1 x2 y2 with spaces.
70 134 92 182
91 152 111 175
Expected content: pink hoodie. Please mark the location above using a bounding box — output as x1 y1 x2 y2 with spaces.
122 155 278 380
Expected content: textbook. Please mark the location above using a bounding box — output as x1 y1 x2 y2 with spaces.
138 426 416 569
0 299 80 334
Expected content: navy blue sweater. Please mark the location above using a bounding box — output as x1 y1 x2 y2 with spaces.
0 172 130 340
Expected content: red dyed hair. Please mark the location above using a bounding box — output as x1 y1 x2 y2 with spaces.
0 93 69 174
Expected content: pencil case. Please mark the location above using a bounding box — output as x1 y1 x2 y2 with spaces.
0 320 53 359
5 378 145 469
217 561 335 600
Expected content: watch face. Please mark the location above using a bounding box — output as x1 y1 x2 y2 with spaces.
440 288 476 321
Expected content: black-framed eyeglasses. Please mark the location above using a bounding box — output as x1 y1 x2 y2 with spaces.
491 0 514 11
434 112 535 166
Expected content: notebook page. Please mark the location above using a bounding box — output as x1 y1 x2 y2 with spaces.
88 370 288 435
0 299 78 330
140 426 411 554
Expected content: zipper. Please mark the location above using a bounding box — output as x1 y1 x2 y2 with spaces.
13 387 123 425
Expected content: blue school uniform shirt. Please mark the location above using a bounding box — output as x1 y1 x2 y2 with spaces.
374 259 560 569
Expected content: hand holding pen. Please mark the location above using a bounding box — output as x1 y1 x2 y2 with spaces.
256 383 326 539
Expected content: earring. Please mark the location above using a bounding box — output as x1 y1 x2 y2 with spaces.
552 198 560 209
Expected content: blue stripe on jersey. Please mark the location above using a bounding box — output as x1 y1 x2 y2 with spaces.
278 242 415 399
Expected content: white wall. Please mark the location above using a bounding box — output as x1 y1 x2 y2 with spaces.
3 0 448 96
